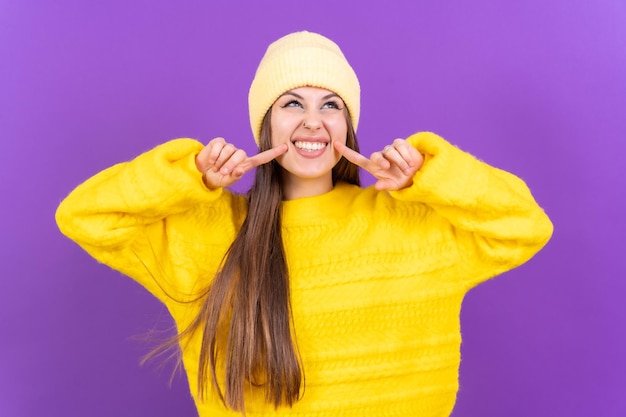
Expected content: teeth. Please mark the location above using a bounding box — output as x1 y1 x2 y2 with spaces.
294 141 326 151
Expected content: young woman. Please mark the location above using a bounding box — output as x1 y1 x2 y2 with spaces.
56 31 553 416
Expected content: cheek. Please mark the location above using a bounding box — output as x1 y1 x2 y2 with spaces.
269 121 283 147
270 116 297 146
329 120 348 144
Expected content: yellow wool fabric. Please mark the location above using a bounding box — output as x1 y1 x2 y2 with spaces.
56 132 553 417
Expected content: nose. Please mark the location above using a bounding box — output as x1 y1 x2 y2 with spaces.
302 110 322 130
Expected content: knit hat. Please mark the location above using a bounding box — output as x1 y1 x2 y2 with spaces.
248 31 360 146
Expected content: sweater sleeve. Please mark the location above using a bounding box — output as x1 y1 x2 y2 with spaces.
55 138 235 304
389 132 553 288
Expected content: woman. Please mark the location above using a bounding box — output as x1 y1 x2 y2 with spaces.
56 31 553 416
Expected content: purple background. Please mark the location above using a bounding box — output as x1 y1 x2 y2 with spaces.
2 1 625 416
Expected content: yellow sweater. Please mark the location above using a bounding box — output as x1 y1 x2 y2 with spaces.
56 132 553 416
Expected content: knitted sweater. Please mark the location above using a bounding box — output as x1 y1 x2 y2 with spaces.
55 132 553 416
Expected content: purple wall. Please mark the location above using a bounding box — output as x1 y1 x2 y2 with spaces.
2 1 625 416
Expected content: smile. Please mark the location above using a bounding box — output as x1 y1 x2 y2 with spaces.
293 141 328 152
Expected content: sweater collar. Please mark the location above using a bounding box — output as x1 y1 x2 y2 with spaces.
281 182 358 226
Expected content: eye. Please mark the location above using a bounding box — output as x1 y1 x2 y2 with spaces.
282 100 303 108
321 100 342 110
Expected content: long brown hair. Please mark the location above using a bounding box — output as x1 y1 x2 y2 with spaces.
173 108 360 413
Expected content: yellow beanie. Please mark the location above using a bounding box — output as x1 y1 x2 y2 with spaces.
248 31 360 146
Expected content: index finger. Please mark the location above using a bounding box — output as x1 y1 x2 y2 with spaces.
333 142 376 171
246 143 289 169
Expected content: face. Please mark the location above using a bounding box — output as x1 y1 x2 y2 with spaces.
270 86 348 197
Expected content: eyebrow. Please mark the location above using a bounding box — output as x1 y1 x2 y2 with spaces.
279 91 340 100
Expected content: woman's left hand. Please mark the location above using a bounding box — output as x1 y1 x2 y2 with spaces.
334 139 424 191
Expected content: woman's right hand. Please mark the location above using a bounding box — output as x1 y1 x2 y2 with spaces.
195 137 288 189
